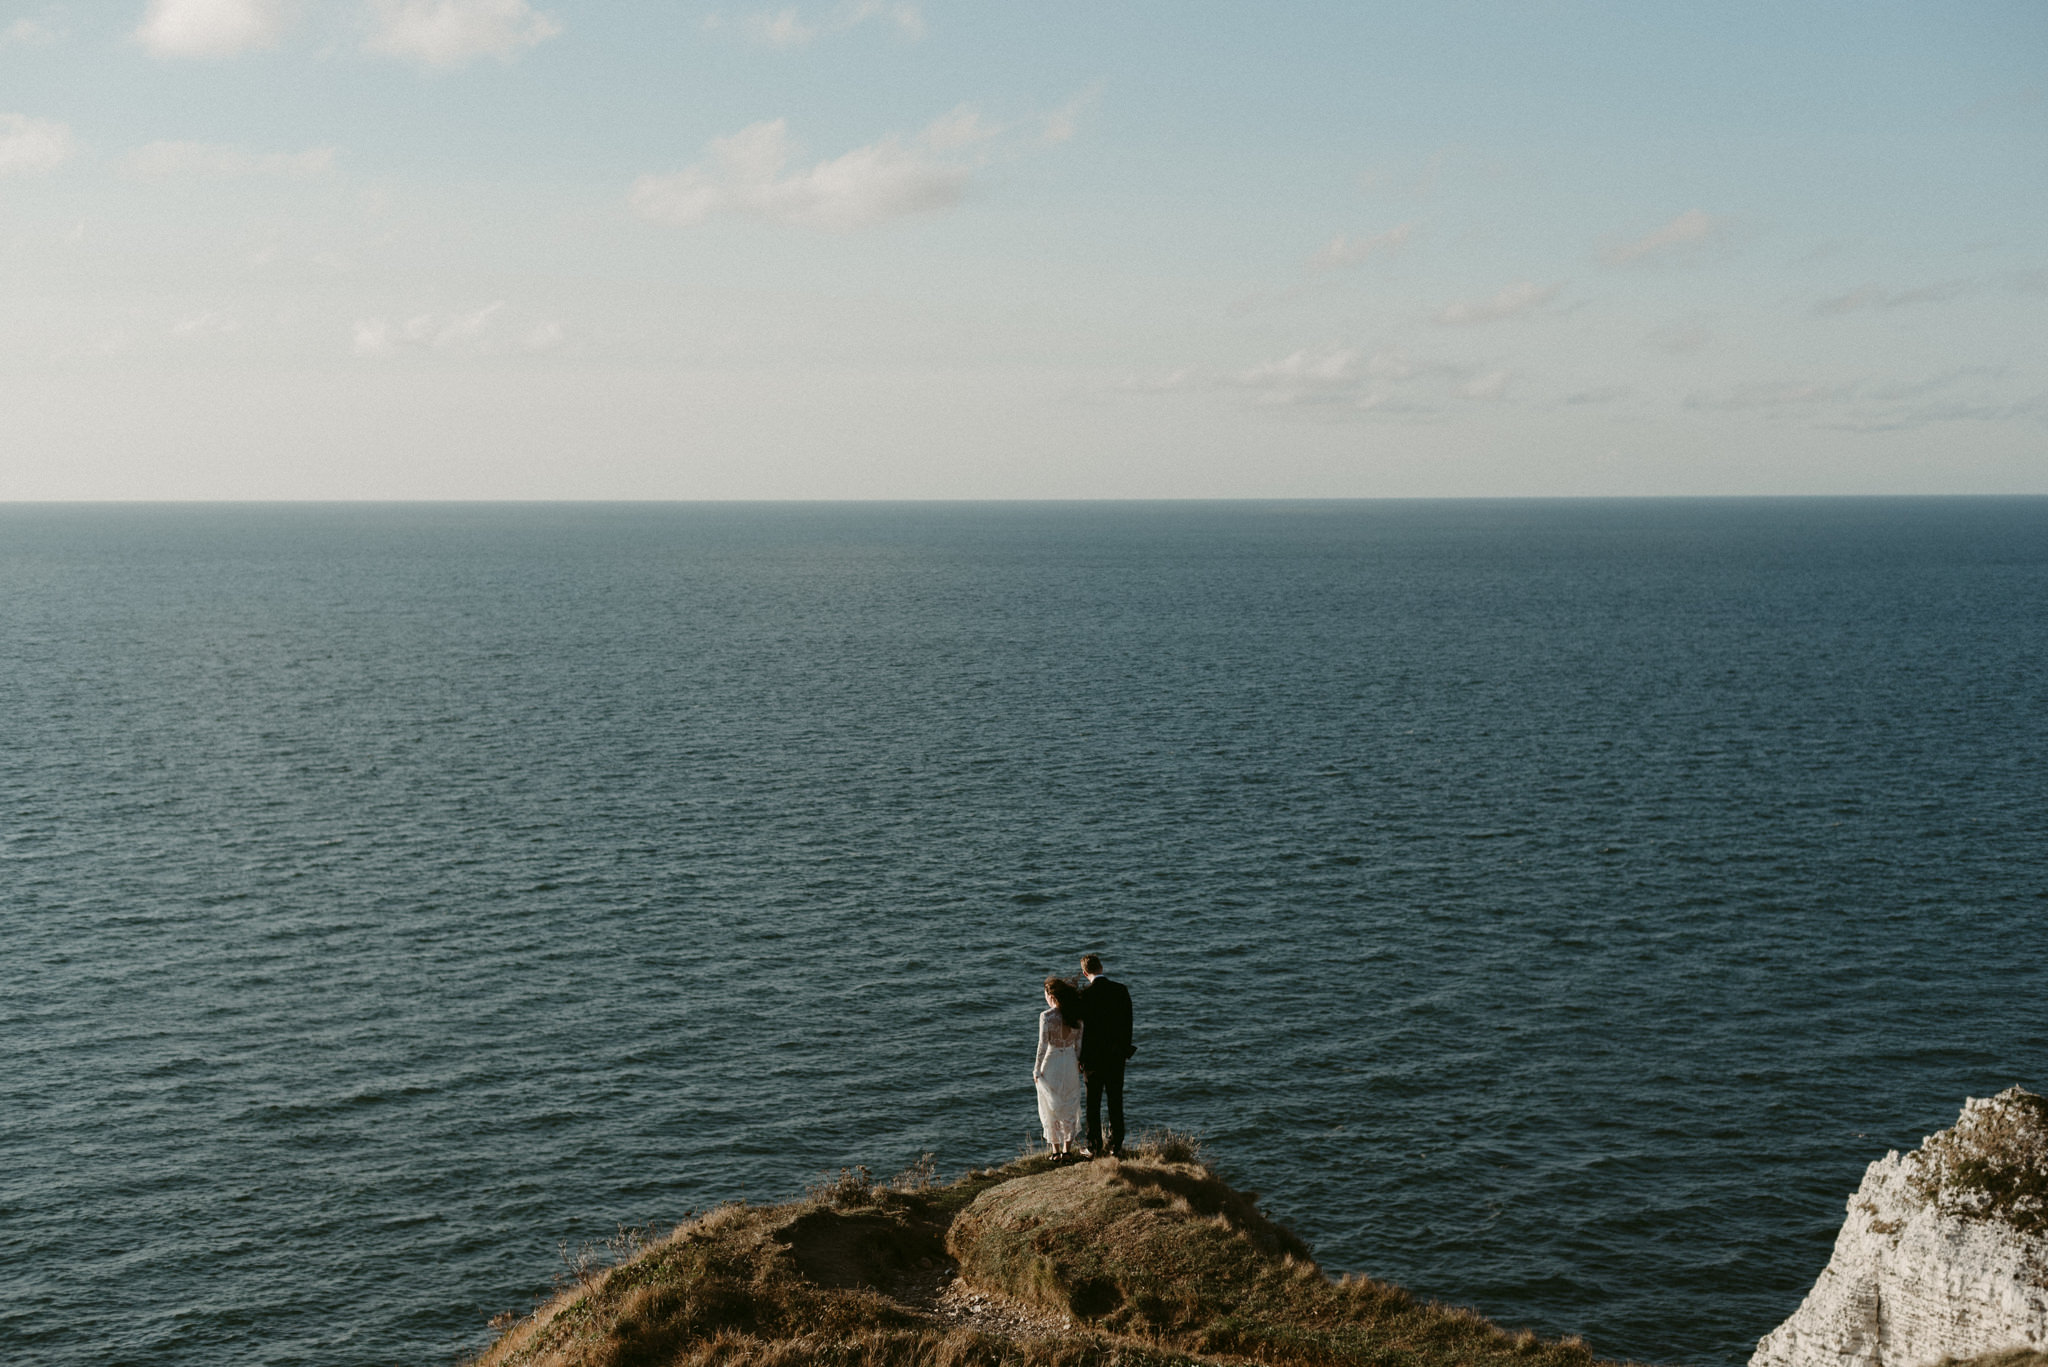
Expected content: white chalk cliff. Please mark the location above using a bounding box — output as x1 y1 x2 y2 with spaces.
1753 1088 2048 1367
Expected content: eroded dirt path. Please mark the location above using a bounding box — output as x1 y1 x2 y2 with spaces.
923 1272 1076 1339
881 1251 1076 1339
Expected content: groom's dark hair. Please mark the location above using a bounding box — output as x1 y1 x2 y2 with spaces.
1080 954 1104 975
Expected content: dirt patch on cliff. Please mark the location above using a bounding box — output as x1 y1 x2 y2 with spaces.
772 1209 947 1293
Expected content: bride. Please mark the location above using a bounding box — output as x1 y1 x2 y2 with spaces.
1034 977 1086 1160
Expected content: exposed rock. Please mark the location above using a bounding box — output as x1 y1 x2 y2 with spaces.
1753 1088 2048 1367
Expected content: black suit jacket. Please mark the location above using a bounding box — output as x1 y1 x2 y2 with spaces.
1077 976 1133 1069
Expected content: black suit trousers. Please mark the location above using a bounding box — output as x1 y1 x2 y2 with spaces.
1083 1060 1126 1154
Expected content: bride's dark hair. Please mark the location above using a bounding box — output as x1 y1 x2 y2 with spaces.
1044 976 1083 1029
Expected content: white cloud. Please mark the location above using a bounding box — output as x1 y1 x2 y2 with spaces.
1461 368 1512 401
1434 281 1559 326
1236 346 1360 400
632 116 971 232
1309 222 1414 271
1823 394 2048 434
429 301 502 346
0 113 75 176
911 92 1089 152
1038 85 1098 145
1864 367 2004 402
354 303 500 354
745 8 815 45
1680 370 2039 431
1683 380 1849 412
920 104 1001 152
172 310 239 338
352 319 395 356
710 1 922 47
124 141 336 179
364 0 560 68
135 0 287 58
1809 370 2044 432
1602 208 1728 265
848 0 922 37
1225 344 1390 409
1225 344 1489 415
352 302 561 356
2 16 58 46
1565 384 1633 405
1811 280 1969 316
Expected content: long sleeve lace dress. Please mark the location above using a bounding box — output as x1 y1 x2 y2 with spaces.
1034 1008 1084 1148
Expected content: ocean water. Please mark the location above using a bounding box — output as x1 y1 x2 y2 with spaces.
3 499 2044 1367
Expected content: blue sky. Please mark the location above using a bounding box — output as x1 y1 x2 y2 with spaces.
3 1 2044 497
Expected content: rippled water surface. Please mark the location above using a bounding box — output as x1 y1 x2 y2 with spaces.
4 500 2045 1367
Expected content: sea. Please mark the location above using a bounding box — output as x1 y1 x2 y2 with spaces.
3 499 2044 1367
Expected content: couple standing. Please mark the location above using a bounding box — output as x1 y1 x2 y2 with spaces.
1033 954 1135 1161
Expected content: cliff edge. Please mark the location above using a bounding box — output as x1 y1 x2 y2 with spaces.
1752 1087 2048 1367
471 1136 1610 1367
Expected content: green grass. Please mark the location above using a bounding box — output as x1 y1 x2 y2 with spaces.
472 1144 1624 1367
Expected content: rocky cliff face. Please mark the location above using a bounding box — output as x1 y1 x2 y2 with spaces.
1753 1088 2048 1367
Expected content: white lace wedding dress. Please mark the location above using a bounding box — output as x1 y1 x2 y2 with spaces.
1034 1008 1084 1147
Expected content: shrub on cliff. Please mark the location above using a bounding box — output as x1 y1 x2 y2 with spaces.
1909 1086 2048 1235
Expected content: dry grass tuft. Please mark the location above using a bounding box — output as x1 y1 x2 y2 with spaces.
892 1154 941 1194
1126 1130 1207 1168
808 1167 880 1210
947 1158 1598 1367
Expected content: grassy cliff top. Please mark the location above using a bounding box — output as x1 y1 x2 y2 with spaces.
1908 1086 2048 1236
472 1136 1620 1367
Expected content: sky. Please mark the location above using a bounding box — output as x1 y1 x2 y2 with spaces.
2 0 2045 499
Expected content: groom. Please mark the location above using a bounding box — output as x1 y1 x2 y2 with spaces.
1076 953 1135 1159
